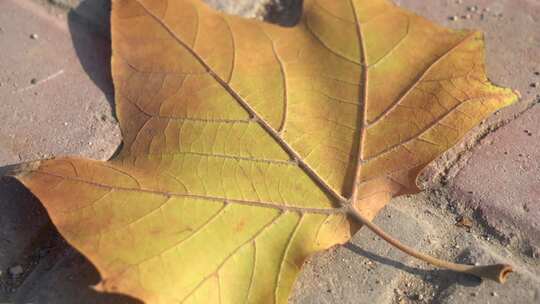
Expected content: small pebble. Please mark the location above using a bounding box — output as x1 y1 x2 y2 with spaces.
471 292 478 297
9 265 24 276
30 78 38 85
30 33 39 40
468 6 477 12
534 71 540 76
491 291 498 297
449 16 459 21
463 14 471 19
531 82 539 88
418 294 424 301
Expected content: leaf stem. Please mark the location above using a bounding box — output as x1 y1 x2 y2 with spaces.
346 206 513 283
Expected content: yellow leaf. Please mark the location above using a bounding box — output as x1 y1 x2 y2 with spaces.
14 0 517 303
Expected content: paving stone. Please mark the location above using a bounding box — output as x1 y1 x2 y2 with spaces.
0 0 119 296
452 105 540 247
437 242 540 304
0 0 120 169
396 0 540 253
0 177 55 298
292 193 540 304
0 178 50 272
69 0 110 34
12 247 143 304
291 205 431 304
395 0 540 110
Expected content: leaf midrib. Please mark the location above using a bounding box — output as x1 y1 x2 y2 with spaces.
347 0 368 204
35 171 342 214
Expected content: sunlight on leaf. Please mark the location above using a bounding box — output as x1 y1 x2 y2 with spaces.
15 0 517 303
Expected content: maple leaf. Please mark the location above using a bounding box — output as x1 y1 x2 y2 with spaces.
12 0 518 303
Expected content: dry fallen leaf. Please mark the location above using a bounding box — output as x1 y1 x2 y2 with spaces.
13 0 518 303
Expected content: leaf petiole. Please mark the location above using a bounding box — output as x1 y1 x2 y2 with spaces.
346 206 513 283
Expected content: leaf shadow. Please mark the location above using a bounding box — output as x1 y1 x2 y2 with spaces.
265 0 304 27
67 0 114 113
65 0 305 118
344 242 482 297
0 175 143 304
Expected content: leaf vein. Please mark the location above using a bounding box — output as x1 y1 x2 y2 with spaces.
132 0 346 205
34 171 340 214
180 213 282 303
259 26 289 134
366 32 476 127
274 214 302 302
365 95 497 160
